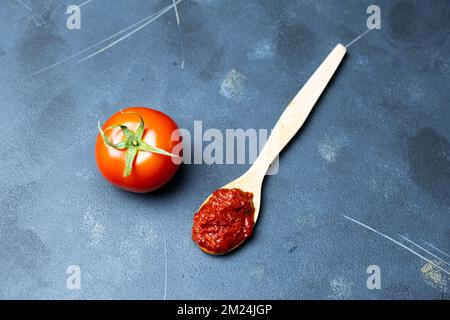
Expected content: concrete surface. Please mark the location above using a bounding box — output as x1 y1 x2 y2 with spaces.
0 0 449 299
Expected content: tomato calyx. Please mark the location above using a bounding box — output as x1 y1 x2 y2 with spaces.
98 112 177 177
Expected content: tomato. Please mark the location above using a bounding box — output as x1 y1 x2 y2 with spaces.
95 107 182 193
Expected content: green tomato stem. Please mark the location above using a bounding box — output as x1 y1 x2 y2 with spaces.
98 113 177 177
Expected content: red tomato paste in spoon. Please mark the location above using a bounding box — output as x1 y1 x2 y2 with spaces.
192 188 255 254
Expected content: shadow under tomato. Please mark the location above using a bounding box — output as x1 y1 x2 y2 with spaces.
151 164 188 196
114 163 189 200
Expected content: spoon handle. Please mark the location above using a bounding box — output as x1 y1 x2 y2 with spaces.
251 43 347 175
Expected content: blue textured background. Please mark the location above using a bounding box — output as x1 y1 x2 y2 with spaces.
0 0 449 299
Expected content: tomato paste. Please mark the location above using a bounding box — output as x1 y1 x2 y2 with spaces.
192 188 255 254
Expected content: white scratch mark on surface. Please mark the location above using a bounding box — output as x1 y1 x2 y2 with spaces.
15 0 32 12
78 0 183 63
172 0 180 25
400 236 450 267
77 0 93 8
343 215 450 275
173 0 185 69
25 0 183 78
26 13 158 78
15 0 45 26
423 241 450 260
163 235 168 300
345 28 374 48
220 69 246 101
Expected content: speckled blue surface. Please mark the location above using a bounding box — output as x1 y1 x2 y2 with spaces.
0 0 449 300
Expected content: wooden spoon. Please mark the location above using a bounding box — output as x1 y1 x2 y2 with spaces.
196 44 347 255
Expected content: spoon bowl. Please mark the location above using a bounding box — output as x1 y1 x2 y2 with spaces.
195 171 263 255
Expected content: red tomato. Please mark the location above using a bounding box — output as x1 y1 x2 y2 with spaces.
95 107 182 193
